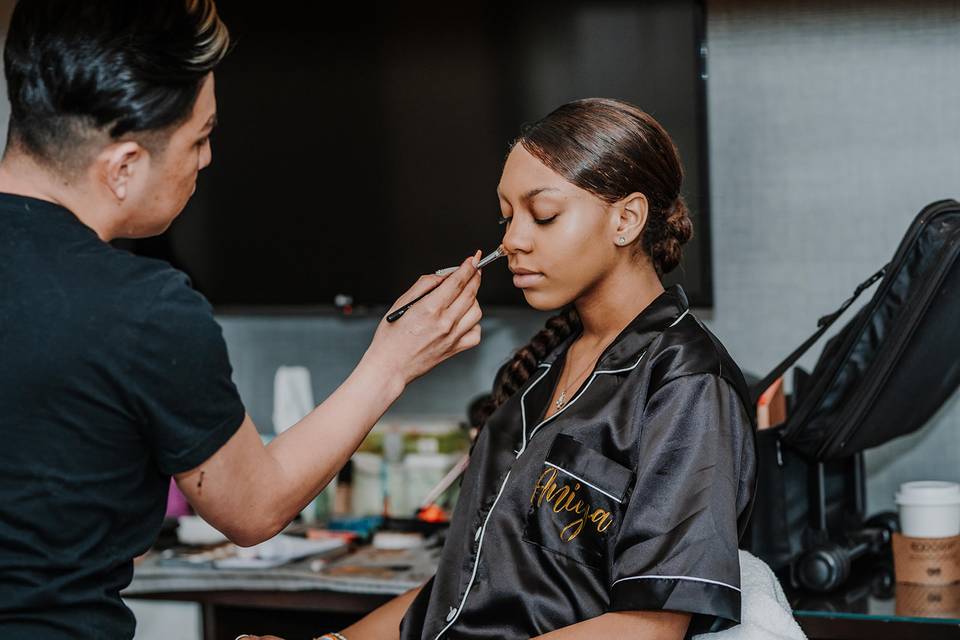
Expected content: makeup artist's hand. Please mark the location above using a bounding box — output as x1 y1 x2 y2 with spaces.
363 251 483 389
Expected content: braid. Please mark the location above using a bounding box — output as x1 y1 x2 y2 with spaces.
474 307 581 429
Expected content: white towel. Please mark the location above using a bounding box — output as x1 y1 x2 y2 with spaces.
694 550 807 640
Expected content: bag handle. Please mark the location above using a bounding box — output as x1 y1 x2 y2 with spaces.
749 264 889 405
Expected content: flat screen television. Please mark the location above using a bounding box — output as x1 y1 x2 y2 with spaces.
123 0 712 310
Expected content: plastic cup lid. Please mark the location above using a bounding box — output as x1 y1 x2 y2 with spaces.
895 481 960 506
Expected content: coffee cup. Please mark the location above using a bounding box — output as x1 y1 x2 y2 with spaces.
895 481 960 538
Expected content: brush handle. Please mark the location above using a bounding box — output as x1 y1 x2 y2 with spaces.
385 286 437 322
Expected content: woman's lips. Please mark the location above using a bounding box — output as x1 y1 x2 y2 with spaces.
512 272 544 288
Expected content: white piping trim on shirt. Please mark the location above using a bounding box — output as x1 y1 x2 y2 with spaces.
612 574 741 593
594 352 646 375
523 377 592 450
433 363 551 638
544 462 623 503
519 364 552 453
527 350 647 445
669 308 691 327
591 308 685 376
432 466 516 639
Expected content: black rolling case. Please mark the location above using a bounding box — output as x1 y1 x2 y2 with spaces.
744 199 960 591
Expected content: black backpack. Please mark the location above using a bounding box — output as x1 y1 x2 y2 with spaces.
744 199 960 589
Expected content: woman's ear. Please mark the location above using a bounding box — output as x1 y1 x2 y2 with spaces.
613 192 649 246
95 141 147 203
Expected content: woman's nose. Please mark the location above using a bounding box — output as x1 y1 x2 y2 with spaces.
501 217 532 255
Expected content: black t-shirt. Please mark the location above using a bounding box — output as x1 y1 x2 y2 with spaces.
0 193 246 638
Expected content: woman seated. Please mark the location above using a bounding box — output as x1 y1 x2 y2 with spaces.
257 97 757 640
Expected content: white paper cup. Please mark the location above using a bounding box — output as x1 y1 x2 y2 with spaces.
895 481 960 538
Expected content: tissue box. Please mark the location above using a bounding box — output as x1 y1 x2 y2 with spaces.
892 533 960 585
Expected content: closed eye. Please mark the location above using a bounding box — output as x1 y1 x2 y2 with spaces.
498 215 557 227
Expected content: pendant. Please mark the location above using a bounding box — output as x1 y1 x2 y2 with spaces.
556 390 566 410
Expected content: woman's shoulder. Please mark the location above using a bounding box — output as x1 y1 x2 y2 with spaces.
645 313 751 404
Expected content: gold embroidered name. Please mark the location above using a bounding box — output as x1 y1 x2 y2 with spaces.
530 467 614 542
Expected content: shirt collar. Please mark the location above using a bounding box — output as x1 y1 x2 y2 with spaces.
541 285 691 372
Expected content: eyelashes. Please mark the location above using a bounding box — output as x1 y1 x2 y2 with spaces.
498 215 558 227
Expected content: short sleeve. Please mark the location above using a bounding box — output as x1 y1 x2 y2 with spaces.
127 271 246 475
609 373 755 635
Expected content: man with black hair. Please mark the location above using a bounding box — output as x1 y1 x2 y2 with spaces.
0 1 483 637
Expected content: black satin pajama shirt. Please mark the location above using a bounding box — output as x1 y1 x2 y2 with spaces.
400 286 758 639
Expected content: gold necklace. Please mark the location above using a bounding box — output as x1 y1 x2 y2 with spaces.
554 338 614 410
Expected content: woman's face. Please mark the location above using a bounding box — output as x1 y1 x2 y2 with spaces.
497 144 620 310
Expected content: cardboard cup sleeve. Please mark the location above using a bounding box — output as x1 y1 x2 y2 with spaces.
892 532 960 586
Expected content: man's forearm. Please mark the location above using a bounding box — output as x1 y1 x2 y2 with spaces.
258 354 405 524
177 354 405 545
179 258 482 545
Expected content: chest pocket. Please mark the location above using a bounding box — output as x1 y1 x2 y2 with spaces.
522 433 634 569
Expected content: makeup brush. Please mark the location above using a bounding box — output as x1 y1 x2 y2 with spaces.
385 246 505 323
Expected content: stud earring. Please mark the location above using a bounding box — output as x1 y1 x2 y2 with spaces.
617 236 627 245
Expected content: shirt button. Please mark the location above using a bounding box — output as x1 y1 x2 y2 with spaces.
446 606 458 622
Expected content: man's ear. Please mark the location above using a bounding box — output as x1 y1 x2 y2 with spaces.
614 191 649 245
96 141 148 202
